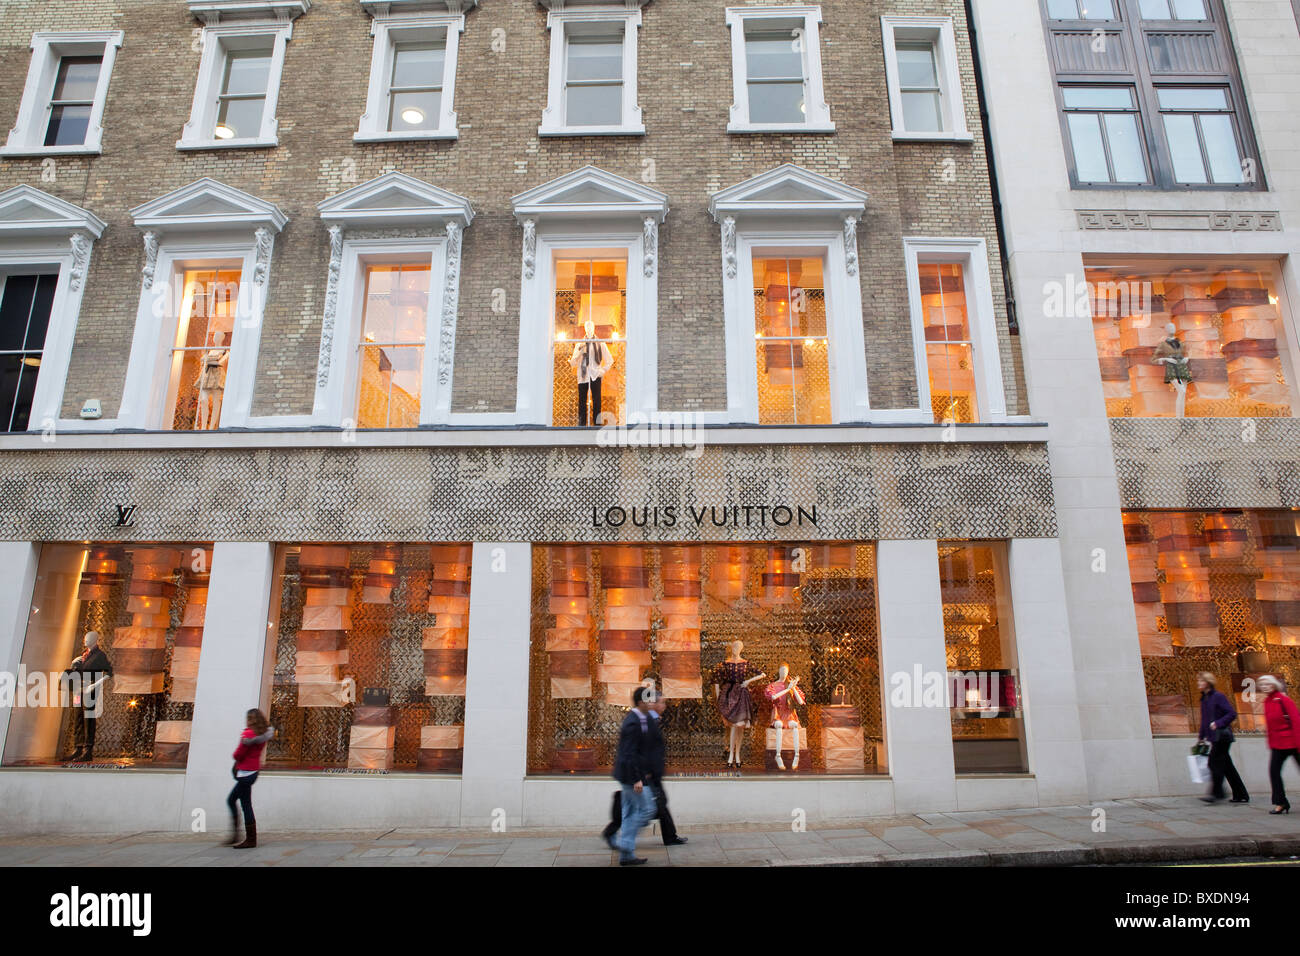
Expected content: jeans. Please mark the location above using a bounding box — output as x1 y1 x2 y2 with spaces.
604 781 678 844
615 783 655 858
1207 733 1248 800
227 772 259 827
1269 749 1300 809
578 378 602 427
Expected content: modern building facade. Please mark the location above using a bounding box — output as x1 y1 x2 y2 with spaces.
0 0 1289 834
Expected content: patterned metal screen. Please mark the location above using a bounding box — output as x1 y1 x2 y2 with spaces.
527 542 886 776
266 544 469 773
1127 509 1300 734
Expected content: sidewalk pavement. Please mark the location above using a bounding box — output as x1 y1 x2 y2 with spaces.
2 797 1298 867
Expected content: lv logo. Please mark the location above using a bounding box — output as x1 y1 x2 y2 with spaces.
115 505 137 528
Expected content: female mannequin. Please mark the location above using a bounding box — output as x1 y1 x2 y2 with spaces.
764 664 806 770
712 641 766 767
195 330 229 430
1152 322 1191 418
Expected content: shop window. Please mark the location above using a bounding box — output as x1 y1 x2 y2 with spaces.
881 17 971 141
165 268 239 431
1124 510 1300 736
264 544 471 773
539 7 644 136
0 273 57 433
526 542 887 776
919 263 979 423
726 6 834 132
938 542 1028 774
552 257 627 427
1 31 123 156
1087 261 1294 418
752 255 831 425
356 263 431 429
355 9 465 142
2 543 214 769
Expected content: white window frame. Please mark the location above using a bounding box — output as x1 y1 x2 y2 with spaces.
881 16 972 142
0 186 106 433
178 21 293 150
355 11 466 142
726 5 834 134
1 31 124 157
539 6 645 137
902 237 1006 424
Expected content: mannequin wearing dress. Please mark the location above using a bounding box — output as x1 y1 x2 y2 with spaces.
1152 322 1191 419
568 318 614 427
712 640 766 767
195 330 229 430
764 664 806 770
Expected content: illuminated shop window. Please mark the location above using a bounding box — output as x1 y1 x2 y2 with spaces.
1088 262 1295 418
1124 509 1300 735
752 255 831 425
938 542 1028 774
356 263 430 429
527 542 886 776
165 268 239 431
2 543 214 769
920 262 978 423
552 257 627 427
265 544 471 773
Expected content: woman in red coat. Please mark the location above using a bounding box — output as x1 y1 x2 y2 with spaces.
1260 675 1300 814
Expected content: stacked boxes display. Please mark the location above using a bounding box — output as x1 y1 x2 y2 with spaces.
78 546 123 602
756 545 798 607
113 547 181 695
548 546 592 699
170 547 211 704
296 545 352 708
153 719 191 766
599 546 651 704
818 696 865 773
417 724 464 772
1123 514 1170 657
1152 514 1219 647
1167 280 1229 402
710 546 752 601
657 546 702 699
1254 514 1300 646
1120 295 1175 417
347 704 395 771
426 545 470 697
362 544 400 604
1215 271 1289 409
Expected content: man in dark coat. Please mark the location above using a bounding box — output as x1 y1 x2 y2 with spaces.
63 631 113 762
609 685 656 865
603 693 688 846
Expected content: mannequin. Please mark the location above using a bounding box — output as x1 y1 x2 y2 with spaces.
62 631 113 762
568 318 614 426
764 664 806 770
1152 322 1191 418
712 641 766 767
195 330 229 430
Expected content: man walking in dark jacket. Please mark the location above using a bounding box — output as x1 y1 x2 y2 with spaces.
63 631 113 763
603 693 688 847
609 685 657 866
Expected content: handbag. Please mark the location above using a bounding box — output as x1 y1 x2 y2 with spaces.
1238 646 1269 673
830 683 848 706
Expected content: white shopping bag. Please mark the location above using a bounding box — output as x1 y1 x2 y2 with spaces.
1187 753 1209 784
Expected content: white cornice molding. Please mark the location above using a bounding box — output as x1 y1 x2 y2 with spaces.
511 165 668 223
188 0 310 24
0 184 106 240
709 164 868 222
130 178 288 234
361 0 478 14
538 0 650 9
317 172 474 229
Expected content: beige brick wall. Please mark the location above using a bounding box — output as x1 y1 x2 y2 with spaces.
0 0 1026 421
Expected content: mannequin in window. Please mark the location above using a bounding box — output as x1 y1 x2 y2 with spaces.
569 318 613 426
195 330 229 430
712 641 766 767
1152 322 1191 419
764 664 805 770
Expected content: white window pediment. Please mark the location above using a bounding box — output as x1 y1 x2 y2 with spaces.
0 184 106 241
511 165 668 223
318 172 474 230
709 163 868 222
187 0 310 24
130 178 288 235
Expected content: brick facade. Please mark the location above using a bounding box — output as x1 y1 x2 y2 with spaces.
0 0 1027 421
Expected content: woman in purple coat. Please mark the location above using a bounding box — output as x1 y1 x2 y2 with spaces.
1197 672 1248 804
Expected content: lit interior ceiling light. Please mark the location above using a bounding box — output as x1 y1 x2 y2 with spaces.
214 125 235 140
401 108 426 125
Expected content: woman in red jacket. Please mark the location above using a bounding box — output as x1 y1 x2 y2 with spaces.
1260 675 1300 815
228 709 275 848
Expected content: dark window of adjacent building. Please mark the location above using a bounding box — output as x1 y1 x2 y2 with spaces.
0 274 57 432
43 56 102 147
1042 0 1263 189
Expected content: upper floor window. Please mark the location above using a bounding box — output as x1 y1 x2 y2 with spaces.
553 257 626 427
726 5 834 133
1041 0 1262 189
753 255 830 424
1 31 123 156
539 4 645 136
355 5 468 142
881 17 972 141
357 262 431 429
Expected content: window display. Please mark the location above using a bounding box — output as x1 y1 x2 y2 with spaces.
166 268 238 431
356 263 430 429
1126 509 1300 734
752 255 831 425
2 542 213 768
527 542 886 776
553 258 625 426
920 263 978 423
1088 262 1294 418
938 542 1027 773
265 544 471 772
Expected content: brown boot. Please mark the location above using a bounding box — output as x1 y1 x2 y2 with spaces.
232 822 257 849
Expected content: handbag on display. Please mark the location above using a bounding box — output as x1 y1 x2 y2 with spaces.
830 683 848 706
1238 646 1269 672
